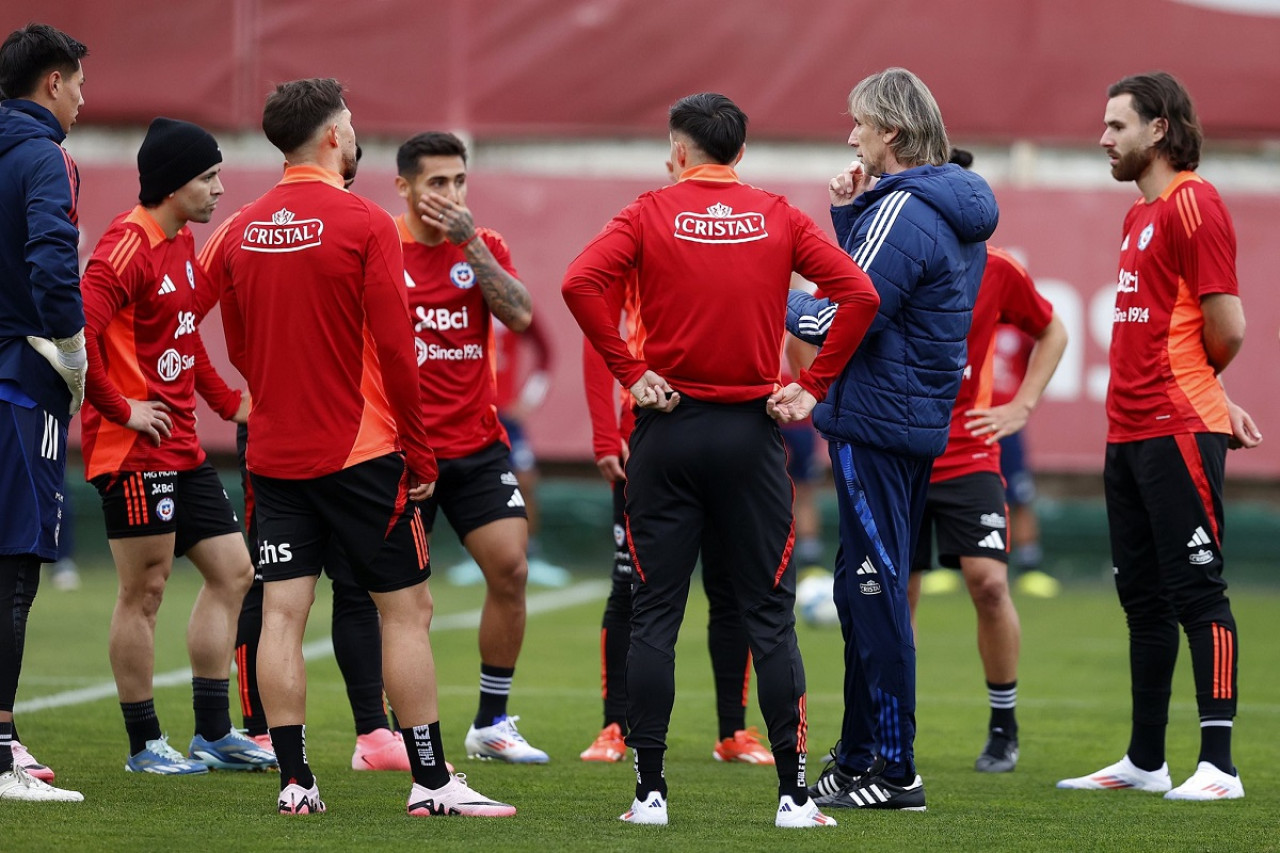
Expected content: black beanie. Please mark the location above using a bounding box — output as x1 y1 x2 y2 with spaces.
137 117 222 204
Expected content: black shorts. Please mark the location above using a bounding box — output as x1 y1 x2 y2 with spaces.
249 453 430 594
92 461 242 557
911 471 1009 572
1105 433 1229 609
420 441 527 540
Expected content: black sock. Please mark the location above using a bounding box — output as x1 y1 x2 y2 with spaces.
271 724 314 789
634 748 667 799
350 692 389 736
402 721 451 789
122 699 162 756
707 605 749 742
192 677 232 740
331 582 388 736
235 580 267 736
775 747 807 804
1127 721 1166 772
475 664 514 727
987 680 1018 736
600 573 632 732
1198 720 1234 774
0 722 12 773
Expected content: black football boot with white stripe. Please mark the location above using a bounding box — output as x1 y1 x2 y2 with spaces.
814 758 927 811
806 740 862 800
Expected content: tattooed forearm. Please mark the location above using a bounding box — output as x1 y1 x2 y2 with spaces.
465 238 533 331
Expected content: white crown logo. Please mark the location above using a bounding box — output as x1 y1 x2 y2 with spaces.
706 203 733 217
272 208 296 225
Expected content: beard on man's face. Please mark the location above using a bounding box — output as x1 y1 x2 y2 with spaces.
1111 144 1156 183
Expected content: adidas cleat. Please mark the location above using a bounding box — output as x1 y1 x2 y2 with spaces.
1164 762 1244 801
580 722 626 762
1056 755 1171 792
464 715 548 763
249 732 273 751
807 765 858 800
0 766 83 802
190 729 277 771
975 731 1019 773
407 773 516 817
10 741 55 783
817 770 927 811
775 795 837 828
713 727 774 765
278 778 325 814
125 735 209 775
620 790 668 825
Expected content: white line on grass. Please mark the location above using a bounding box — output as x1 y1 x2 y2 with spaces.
15 579 610 715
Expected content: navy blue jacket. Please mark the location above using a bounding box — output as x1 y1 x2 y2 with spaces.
788 163 997 459
0 99 83 420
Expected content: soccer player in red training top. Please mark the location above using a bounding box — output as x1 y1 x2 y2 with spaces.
579 268 772 767
80 118 273 776
906 231 1068 774
0 21 88 803
393 131 547 763
208 78 513 817
564 92 880 829
198 149 423 773
1058 71 1261 801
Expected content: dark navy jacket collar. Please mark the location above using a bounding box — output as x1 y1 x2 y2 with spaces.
0 99 66 144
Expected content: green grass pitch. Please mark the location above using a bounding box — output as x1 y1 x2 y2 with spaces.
3 562 1277 852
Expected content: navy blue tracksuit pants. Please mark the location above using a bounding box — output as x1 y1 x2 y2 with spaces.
829 440 931 779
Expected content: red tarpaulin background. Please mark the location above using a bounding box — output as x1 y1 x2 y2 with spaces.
12 0 1280 141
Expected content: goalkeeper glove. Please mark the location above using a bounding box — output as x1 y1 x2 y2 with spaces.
27 329 88 416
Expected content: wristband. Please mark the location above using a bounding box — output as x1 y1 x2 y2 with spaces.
458 232 479 250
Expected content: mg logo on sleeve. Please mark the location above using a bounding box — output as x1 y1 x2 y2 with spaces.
674 203 767 244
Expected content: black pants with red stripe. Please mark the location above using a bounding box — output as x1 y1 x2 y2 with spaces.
1105 433 1238 730
623 398 806 784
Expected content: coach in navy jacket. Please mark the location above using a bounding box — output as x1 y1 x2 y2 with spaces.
788 162 997 457
780 68 997 812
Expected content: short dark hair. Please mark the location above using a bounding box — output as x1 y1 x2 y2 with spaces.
261 77 346 156
668 93 747 165
0 23 87 100
397 131 468 178
1108 71 1202 172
